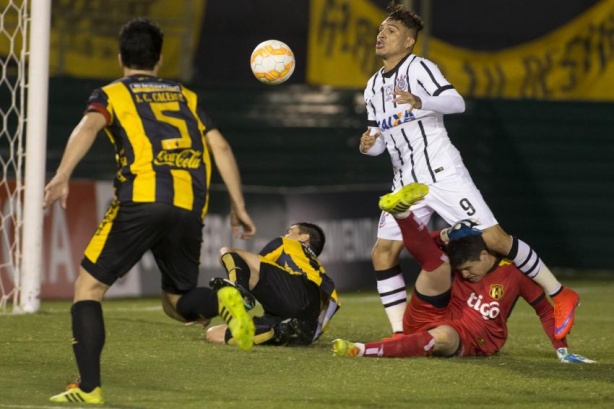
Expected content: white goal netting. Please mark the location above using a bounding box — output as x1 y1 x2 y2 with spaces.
0 0 28 312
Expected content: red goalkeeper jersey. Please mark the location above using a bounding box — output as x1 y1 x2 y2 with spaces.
442 258 566 356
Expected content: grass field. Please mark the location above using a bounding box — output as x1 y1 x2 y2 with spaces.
1 279 613 409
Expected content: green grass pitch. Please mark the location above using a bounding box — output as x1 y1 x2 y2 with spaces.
1 280 613 409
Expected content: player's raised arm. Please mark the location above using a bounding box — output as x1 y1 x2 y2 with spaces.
410 59 465 115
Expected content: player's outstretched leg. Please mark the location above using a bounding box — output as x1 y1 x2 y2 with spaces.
552 287 580 340
217 286 256 350
378 183 429 216
50 383 104 404
331 339 364 357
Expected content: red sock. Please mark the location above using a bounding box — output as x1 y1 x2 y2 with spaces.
363 331 436 358
396 214 446 271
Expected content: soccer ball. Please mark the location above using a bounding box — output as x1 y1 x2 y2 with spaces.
250 39 295 85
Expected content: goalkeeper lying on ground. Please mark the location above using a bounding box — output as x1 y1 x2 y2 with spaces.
333 183 594 363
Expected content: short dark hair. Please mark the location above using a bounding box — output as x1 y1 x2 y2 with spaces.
446 235 487 271
295 222 326 256
386 2 424 39
119 18 163 70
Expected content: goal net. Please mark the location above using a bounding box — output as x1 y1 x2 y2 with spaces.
0 0 27 312
0 0 49 313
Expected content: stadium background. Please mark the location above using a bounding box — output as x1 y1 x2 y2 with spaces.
2 0 613 298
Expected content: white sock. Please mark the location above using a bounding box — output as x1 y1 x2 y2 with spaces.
533 264 563 296
509 237 561 295
376 273 407 333
355 342 365 357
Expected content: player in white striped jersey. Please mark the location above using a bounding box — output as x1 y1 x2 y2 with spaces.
359 3 579 341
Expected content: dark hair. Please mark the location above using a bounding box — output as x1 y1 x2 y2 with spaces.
295 222 326 256
119 18 163 70
446 235 488 271
386 2 424 39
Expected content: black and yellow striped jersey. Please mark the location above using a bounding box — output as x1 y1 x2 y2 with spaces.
86 75 215 219
259 237 339 303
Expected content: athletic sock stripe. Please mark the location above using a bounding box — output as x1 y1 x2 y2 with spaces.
524 258 542 278
375 267 402 281
379 287 406 297
507 237 519 259
384 298 406 308
515 248 535 270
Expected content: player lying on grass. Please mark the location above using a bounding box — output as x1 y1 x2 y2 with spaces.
332 183 594 363
207 222 340 347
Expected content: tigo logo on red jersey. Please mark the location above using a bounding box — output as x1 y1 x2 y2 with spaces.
467 292 501 320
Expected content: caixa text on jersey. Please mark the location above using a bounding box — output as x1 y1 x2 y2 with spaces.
378 108 417 131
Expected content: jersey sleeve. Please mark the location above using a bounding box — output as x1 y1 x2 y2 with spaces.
196 105 218 134
85 88 112 125
362 75 387 156
416 59 465 114
517 272 568 350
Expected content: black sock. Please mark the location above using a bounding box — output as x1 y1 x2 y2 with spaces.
71 300 105 392
176 287 218 321
220 252 251 291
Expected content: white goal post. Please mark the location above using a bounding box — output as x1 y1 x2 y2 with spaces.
0 0 50 313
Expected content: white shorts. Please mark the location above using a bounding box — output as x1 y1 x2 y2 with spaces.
377 166 498 241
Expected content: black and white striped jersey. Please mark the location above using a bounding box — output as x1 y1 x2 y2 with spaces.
363 53 465 190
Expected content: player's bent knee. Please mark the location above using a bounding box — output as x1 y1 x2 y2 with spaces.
73 268 108 302
429 325 460 357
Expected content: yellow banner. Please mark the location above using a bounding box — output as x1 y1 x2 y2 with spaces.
307 0 384 87
51 0 206 80
308 0 614 101
0 0 205 81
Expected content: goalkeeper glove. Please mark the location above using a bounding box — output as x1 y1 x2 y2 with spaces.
556 348 596 364
440 218 482 242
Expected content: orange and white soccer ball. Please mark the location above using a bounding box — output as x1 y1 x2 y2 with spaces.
250 39 295 85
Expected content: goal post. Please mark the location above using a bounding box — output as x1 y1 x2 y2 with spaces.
0 0 50 313
19 0 50 313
